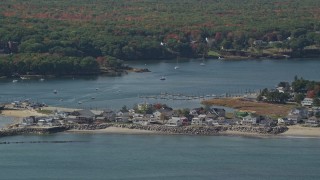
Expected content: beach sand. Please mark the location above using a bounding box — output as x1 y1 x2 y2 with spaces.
280 125 320 137
1 110 46 118
68 127 157 135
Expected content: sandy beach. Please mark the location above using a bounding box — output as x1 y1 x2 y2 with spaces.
68 127 158 135
1 109 46 118
280 125 320 137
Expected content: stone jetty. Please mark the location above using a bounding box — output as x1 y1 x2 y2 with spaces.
226 125 288 135
67 123 288 136
0 123 288 138
0 126 68 137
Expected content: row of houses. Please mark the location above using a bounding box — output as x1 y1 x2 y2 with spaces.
20 103 320 128
277 107 320 126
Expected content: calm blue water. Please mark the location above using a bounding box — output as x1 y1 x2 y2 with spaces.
1 59 320 179
0 134 320 180
0 58 320 110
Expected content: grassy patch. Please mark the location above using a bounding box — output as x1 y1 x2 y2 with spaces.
207 51 220 57
202 98 297 117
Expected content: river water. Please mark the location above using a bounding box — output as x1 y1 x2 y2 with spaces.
0 58 320 110
1 58 320 179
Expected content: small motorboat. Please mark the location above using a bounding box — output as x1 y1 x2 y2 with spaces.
160 76 166 80
12 79 18 83
20 76 30 80
53 90 58 94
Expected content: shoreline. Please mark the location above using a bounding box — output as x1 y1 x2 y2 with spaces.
1 124 319 138
66 126 320 138
1 108 319 138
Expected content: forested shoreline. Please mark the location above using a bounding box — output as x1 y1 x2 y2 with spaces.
1 0 320 76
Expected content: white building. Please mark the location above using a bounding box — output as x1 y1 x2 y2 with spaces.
301 98 313 106
166 117 182 127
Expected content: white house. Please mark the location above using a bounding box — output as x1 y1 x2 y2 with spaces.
287 114 300 124
241 114 259 125
301 98 313 106
191 115 206 126
166 117 182 127
305 116 320 127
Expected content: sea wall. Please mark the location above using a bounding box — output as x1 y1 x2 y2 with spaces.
227 125 288 135
0 127 68 137
0 124 288 137
68 123 288 135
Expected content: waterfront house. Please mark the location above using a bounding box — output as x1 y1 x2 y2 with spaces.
191 114 206 126
166 117 182 127
153 109 174 120
99 109 116 121
287 114 301 124
180 117 189 126
259 118 277 127
191 117 204 126
54 110 69 119
115 111 131 122
241 114 259 125
278 117 294 125
301 98 313 106
189 108 205 116
71 109 96 124
289 107 308 119
305 116 320 127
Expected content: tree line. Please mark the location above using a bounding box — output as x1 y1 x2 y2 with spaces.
1 0 320 76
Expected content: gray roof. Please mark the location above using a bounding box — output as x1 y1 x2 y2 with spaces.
76 109 95 118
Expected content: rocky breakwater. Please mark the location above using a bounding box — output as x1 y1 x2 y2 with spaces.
112 123 227 135
226 125 288 135
0 126 68 137
65 123 111 130
66 123 289 135
70 123 226 135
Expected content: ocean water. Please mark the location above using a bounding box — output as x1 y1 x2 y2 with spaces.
1 58 320 179
0 133 320 180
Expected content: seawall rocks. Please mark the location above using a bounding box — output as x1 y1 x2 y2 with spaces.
0 127 68 137
68 123 288 135
227 125 288 135
0 124 288 138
